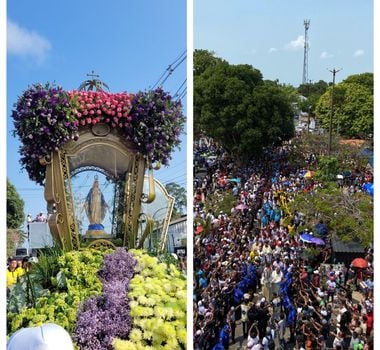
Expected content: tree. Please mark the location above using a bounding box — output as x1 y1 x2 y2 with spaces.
193 49 223 77
7 179 25 257
288 185 373 248
165 182 186 218
7 179 25 229
194 51 294 160
315 73 373 139
288 133 370 174
297 80 329 114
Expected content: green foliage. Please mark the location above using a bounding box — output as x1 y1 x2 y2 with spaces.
31 245 65 289
297 80 329 112
205 192 236 216
315 73 373 139
194 51 294 158
288 133 370 172
165 182 187 217
7 274 49 314
7 179 25 230
7 229 26 258
288 187 373 248
193 49 223 76
7 248 113 335
314 156 339 182
343 72 373 93
302 247 321 263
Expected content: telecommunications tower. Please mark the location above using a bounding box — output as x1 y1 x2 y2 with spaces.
302 19 310 85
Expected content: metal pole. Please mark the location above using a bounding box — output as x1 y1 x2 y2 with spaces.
328 68 341 155
307 79 312 134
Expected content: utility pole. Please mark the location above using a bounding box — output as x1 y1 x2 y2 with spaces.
328 68 342 156
307 79 312 134
302 19 310 85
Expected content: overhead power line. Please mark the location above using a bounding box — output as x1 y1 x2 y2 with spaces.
151 50 187 89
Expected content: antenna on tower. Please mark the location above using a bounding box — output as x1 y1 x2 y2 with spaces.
302 19 310 85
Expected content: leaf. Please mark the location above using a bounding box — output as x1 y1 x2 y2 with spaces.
57 271 67 289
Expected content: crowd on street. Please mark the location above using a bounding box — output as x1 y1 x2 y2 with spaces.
193 136 374 350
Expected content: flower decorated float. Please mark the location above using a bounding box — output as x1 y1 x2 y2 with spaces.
8 77 187 349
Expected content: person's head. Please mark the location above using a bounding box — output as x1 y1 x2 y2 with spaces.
7 323 74 350
9 259 17 271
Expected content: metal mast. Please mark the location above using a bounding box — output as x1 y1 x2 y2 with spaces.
302 19 310 85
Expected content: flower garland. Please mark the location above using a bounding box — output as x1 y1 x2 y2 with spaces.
12 83 185 185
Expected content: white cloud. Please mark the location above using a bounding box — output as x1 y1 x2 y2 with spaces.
268 47 278 53
286 35 304 50
7 19 51 63
353 49 364 57
320 51 334 59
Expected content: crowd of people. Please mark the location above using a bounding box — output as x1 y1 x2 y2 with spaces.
6 256 32 290
193 136 374 350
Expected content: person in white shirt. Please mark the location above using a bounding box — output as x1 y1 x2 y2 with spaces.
246 323 260 349
271 267 283 296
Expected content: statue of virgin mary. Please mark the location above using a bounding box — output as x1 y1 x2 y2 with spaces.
83 176 108 232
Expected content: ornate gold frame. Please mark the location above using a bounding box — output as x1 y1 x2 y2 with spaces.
41 124 156 251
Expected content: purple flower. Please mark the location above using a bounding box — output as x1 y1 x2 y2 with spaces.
72 249 137 350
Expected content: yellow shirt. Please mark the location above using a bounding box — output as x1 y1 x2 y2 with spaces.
16 266 26 277
6 269 20 288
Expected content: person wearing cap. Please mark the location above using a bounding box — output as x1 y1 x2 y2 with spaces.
7 323 74 350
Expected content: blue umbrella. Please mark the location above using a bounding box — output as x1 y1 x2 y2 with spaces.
300 233 314 243
310 237 325 246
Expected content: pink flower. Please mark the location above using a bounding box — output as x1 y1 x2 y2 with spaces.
97 110 102 115
89 110 94 115
77 112 82 117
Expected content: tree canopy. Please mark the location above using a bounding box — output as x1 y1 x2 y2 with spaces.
297 79 329 113
288 185 373 248
7 179 25 230
315 73 373 139
165 182 186 219
194 50 294 159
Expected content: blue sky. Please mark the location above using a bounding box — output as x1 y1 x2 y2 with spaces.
6 0 187 230
195 0 373 86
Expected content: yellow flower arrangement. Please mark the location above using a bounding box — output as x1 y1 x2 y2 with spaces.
113 250 186 350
